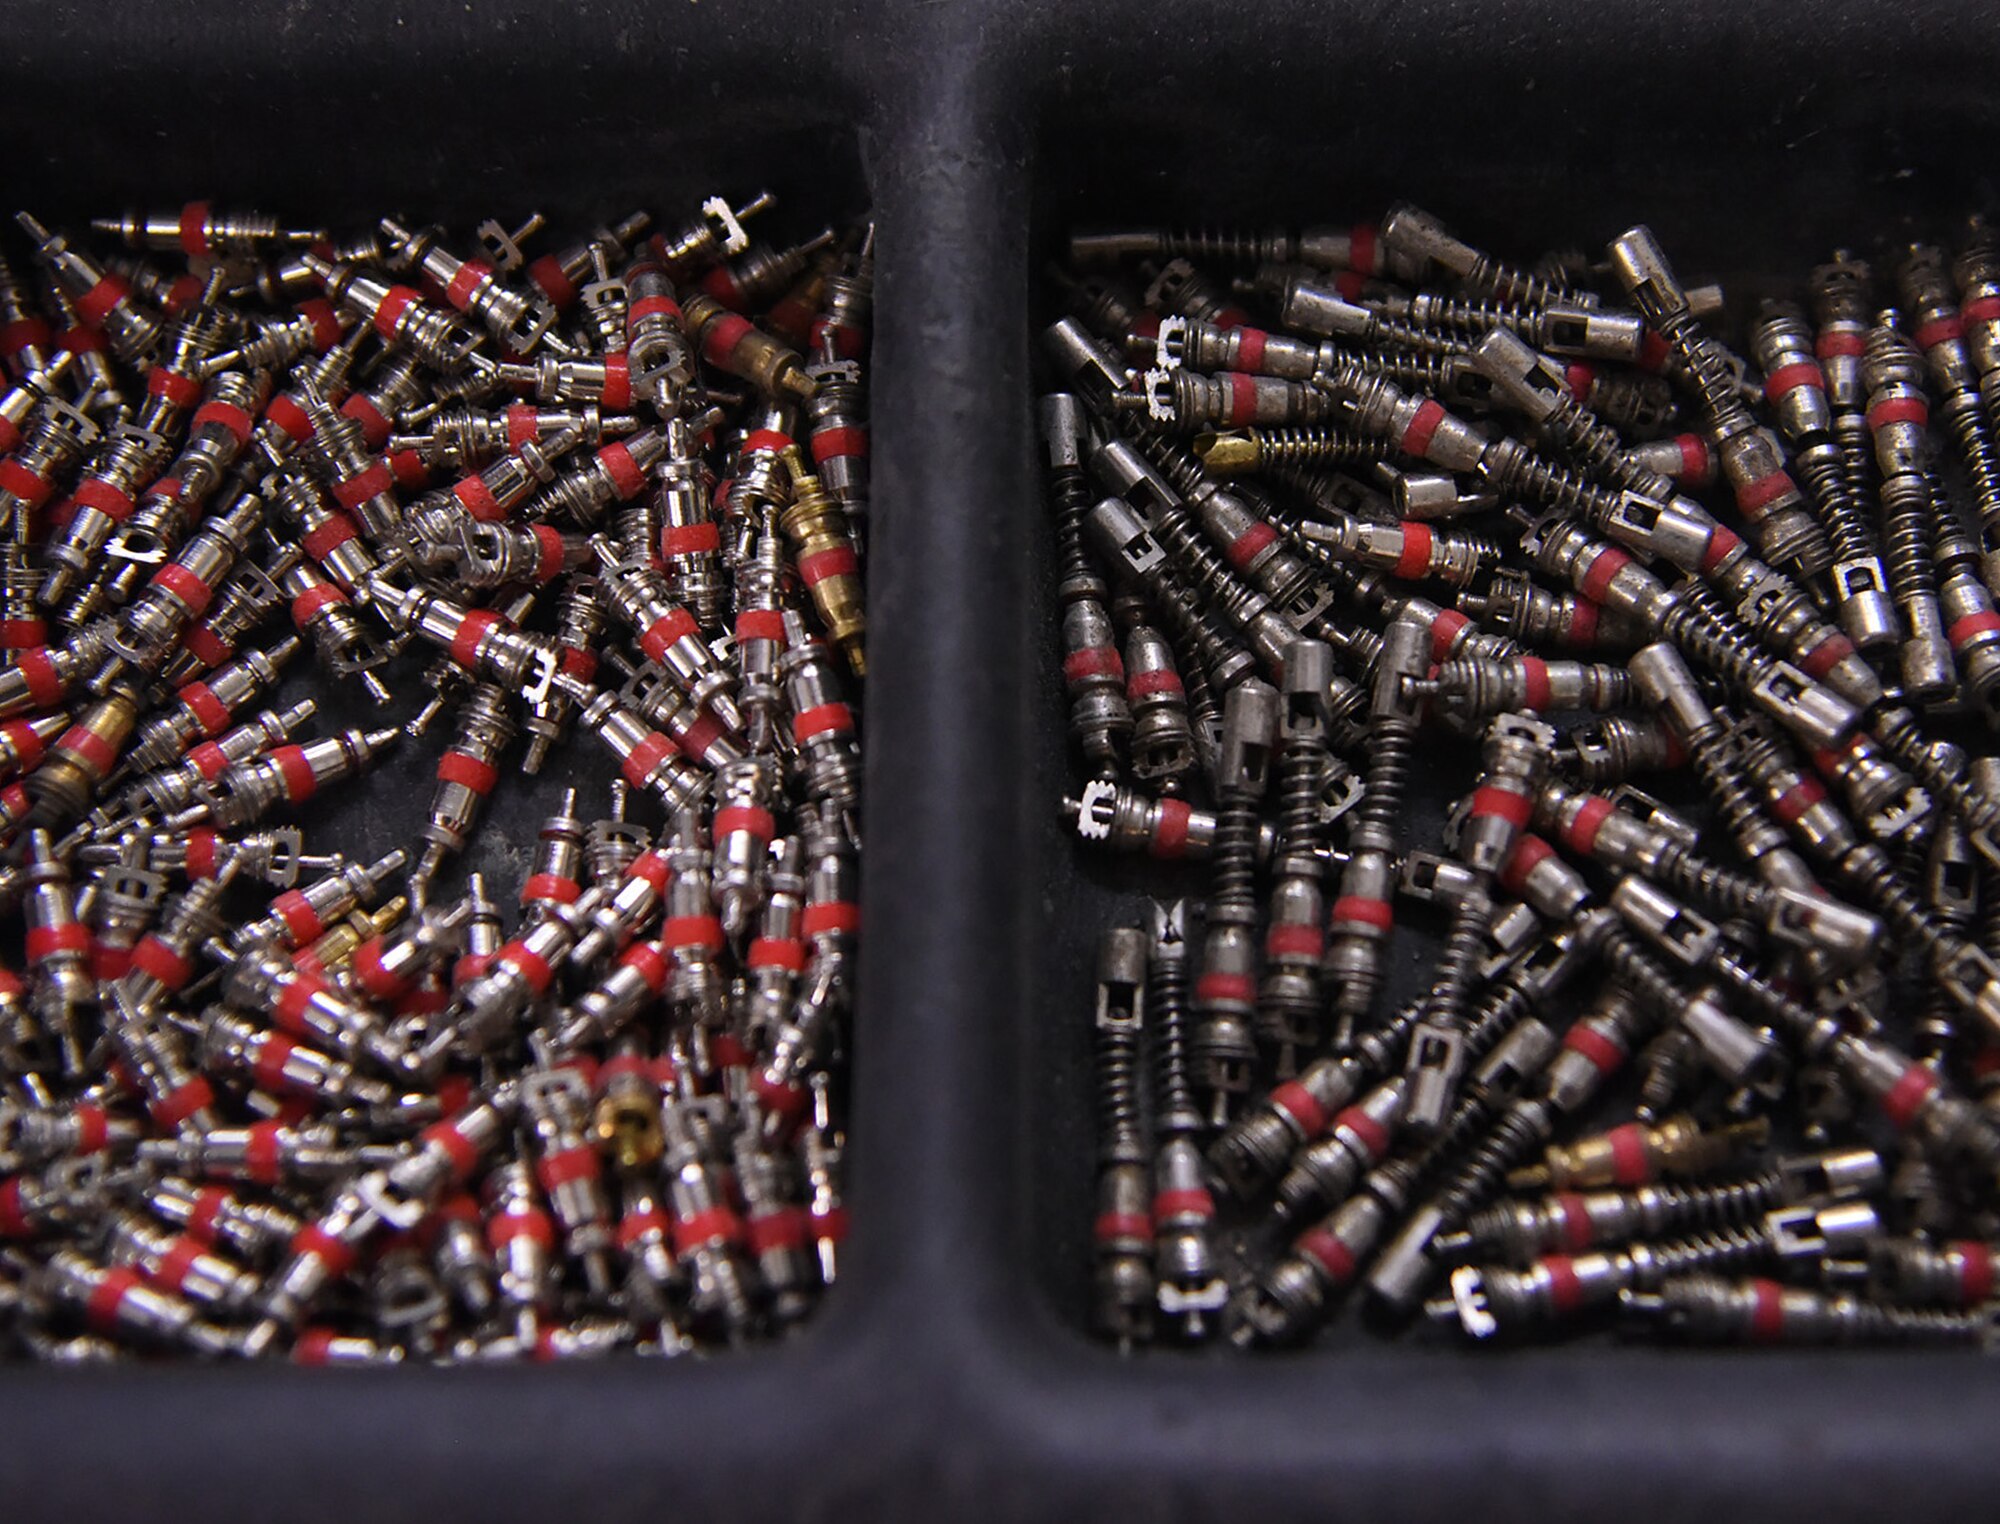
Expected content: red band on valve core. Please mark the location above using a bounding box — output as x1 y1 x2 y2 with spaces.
1096 1208 1160 1240
177 201 213 257
452 473 504 522
1606 1123 1651 1183
1468 784 1533 828
189 742 232 779
1749 1279 1787 1342
75 273 132 327
290 584 348 626
1867 396 1928 431
1152 1188 1215 1224
1880 1064 1941 1128
598 437 646 498
746 1208 808 1256
619 1209 672 1249
1915 315 1965 350
25 924 89 961
792 703 854 741
271 890 324 946
373 286 420 341
437 750 500 794
742 429 794 456
1127 667 1183 698
1224 522 1279 572
250 1031 299 1094
1950 611 2000 649
183 826 227 880
244 1122 285 1183
150 562 215 617
18 648 62 707
333 463 393 511
1062 645 1123 684
1701 524 1744 574
299 515 359 563
520 873 580 905
147 366 202 408
715 806 776 841
1150 797 1192 857
1297 1230 1357 1285
1561 795 1618 855
1957 1242 1995 1305
55 725 118 778
800 902 860 938
621 732 676 790
1519 656 1553 710
799 545 860 586
663 914 727 951
488 1211 557 1251
131 936 193 988
1762 362 1824 400
701 313 757 368
616 942 670 990
1400 399 1447 460
628 293 681 326
84 1267 145 1332
1224 370 1259 428
1427 609 1468 660
1772 779 1827 825
1556 1194 1595 1252
0 459 54 507
1330 896 1393 931
149 1072 216 1128
674 1206 745 1255
421 1119 484 1180
748 937 806 972
265 393 316 442
186 625 233 671
73 477 136 522
736 608 787 644
528 255 578 308
1392 522 1433 580
176 680 232 739
661 521 722 556
640 607 700 662
1579 547 1631 603
449 609 502 669
530 523 567 582
1563 1025 1625 1077
1797 632 1856 678
1265 923 1324 961
342 394 393 449
0 718 48 770
186 1188 228 1245
444 260 492 311
1677 433 1712 484
1268 1079 1328 1138
273 745 319 800
1233 325 1269 371
1543 1255 1585 1313
1349 223 1379 273
810 426 868 464
1333 1104 1390 1159
535 1145 601 1191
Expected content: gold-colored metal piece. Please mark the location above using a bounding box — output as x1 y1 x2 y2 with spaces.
1507 1115 1772 1192
779 449 866 677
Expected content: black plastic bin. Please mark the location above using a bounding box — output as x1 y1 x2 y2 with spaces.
5 0 2000 1517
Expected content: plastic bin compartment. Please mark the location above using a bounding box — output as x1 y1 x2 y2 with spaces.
0 3 906 1510
990 2 2000 1511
